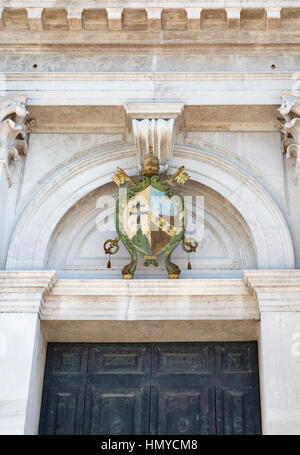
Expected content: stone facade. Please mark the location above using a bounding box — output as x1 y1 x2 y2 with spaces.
0 0 300 435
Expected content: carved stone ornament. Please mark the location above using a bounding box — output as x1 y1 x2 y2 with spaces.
277 91 300 184
104 146 198 279
125 103 184 174
0 93 30 185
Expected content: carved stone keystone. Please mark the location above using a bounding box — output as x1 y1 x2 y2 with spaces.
124 103 184 174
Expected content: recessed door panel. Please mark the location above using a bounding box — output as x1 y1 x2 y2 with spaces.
150 386 215 435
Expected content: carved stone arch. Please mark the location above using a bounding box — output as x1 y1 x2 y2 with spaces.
6 141 294 271
173 141 294 269
45 180 257 276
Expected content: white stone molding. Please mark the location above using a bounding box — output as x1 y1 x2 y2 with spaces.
125 103 184 173
0 271 57 314
244 270 300 313
5 141 294 270
0 93 29 186
4 72 300 107
125 103 184 118
278 92 300 184
43 278 258 321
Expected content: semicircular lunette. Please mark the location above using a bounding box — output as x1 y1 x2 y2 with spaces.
46 180 257 279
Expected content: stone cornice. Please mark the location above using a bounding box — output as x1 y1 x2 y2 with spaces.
244 270 300 312
0 271 57 314
44 278 258 321
0 4 300 45
1 271 300 319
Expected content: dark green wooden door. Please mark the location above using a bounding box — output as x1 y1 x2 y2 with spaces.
39 342 261 435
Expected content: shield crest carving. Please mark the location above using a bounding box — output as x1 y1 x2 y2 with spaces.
116 175 185 278
104 146 197 279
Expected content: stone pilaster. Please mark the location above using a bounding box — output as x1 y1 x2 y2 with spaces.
0 272 57 435
244 270 300 435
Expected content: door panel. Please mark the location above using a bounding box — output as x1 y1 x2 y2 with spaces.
214 342 261 435
216 387 260 435
39 343 151 435
39 341 261 435
39 344 88 435
150 386 215 435
83 387 149 435
150 343 216 435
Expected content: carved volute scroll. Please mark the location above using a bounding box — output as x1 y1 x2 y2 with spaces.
277 91 300 184
0 93 30 185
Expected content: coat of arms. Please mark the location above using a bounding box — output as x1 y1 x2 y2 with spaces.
103 146 198 279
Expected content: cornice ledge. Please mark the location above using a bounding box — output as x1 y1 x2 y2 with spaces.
0 271 57 314
41 278 258 321
243 270 300 312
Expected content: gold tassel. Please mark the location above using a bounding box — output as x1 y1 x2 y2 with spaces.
187 253 192 270
107 254 111 269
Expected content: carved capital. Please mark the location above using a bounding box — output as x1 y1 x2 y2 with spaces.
124 103 184 173
278 92 300 184
0 93 30 184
